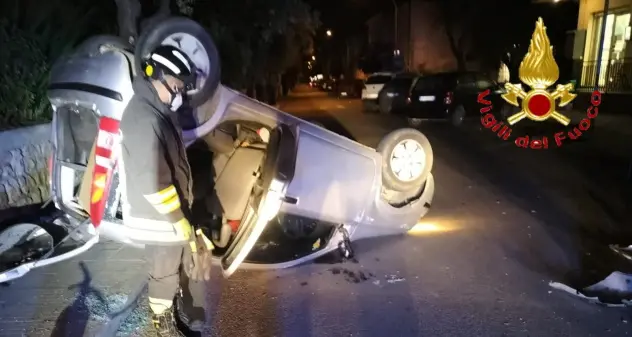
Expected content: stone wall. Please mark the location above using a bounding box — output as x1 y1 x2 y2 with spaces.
0 123 52 211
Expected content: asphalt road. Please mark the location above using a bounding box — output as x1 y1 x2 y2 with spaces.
2 85 632 336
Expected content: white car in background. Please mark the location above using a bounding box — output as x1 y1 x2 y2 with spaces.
361 72 394 112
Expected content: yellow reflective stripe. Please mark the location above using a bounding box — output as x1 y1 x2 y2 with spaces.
173 218 192 241
153 194 181 214
196 228 214 250
189 240 198 253
144 185 177 205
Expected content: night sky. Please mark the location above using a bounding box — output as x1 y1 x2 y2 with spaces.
308 0 580 68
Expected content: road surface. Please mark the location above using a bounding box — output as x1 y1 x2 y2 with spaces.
2 85 632 336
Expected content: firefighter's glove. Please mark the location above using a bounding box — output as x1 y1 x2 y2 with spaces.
185 228 214 281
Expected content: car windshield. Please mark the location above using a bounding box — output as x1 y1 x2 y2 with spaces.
391 77 415 89
366 75 392 84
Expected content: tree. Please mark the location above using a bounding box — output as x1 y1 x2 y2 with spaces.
0 0 117 127
439 0 532 74
192 0 319 101
113 0 318 102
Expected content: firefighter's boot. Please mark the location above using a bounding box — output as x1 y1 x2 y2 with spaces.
152 308 186 337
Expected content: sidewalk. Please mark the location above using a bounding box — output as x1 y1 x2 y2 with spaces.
0 240 148 336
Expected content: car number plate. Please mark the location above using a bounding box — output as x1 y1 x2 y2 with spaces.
419 96 435 102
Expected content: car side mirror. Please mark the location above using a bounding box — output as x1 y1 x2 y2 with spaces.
0 224 54 274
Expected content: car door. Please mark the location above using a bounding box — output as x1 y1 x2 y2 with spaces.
221 123 298 277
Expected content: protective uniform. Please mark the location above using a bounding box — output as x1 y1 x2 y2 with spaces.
119 45 210 337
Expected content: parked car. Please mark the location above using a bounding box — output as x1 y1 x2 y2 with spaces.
377 73 420 114
0 18 435 283
321 78 335 91
335 78 364 98
361 72 394 112
401 72 508 127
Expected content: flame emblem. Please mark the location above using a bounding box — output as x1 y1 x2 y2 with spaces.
501 18 576 126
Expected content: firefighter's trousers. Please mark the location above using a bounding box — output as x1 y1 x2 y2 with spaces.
145 245 206 323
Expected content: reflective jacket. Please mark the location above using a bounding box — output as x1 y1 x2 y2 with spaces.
119 77 193 245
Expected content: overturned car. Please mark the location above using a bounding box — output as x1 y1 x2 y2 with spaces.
0 18 435 282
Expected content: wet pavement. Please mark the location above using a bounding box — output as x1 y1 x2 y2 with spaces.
3 85 632 336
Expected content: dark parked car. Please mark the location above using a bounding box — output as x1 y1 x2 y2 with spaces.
335 78 364 98
377 73 420 114
398 72 508 127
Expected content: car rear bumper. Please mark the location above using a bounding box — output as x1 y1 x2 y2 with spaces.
401 107 451 119
361 93 378 100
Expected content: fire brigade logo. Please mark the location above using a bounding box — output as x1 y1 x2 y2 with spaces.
501 18 576 126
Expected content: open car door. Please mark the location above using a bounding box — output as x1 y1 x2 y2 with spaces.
221 124 298 277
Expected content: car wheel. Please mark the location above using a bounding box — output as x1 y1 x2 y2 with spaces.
378 93 392 114
135 17 221 108
407 118 423 127
363 100 377 113
451 105 466 126
377 128 433 192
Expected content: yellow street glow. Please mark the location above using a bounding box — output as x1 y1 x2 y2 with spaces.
408 219 459 236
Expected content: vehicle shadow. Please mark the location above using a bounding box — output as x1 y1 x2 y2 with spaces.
50 261 108 337
301 109 357 142
421 122 632 291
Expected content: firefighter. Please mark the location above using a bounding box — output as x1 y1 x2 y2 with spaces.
119 44 213 337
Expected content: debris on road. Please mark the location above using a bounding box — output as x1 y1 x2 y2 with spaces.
386 274 405 284
329 267 374 283
549 271 632 307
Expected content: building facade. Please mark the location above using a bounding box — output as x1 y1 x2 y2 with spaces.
365 0 473 74
574 0 632 92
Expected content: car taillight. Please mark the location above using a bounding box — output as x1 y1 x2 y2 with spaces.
444 91 453 105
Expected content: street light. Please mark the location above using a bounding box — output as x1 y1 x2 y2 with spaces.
312 55 316 61
326 30 332 37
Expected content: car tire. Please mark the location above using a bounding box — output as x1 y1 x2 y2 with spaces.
407 118 423 127
451 105 466 126
378 92 392 114
377 128 433 192
134 17 221 108
362 100 376 113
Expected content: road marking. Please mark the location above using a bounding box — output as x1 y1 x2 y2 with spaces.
336 105 345 109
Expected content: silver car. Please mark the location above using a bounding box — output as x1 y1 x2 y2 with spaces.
0 18 435 282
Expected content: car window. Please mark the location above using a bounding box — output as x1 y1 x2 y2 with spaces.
413 77 435 91
456 73 477 90
474 75 495 90
366 75 392 84
414 74 454 91
391 77 414 89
